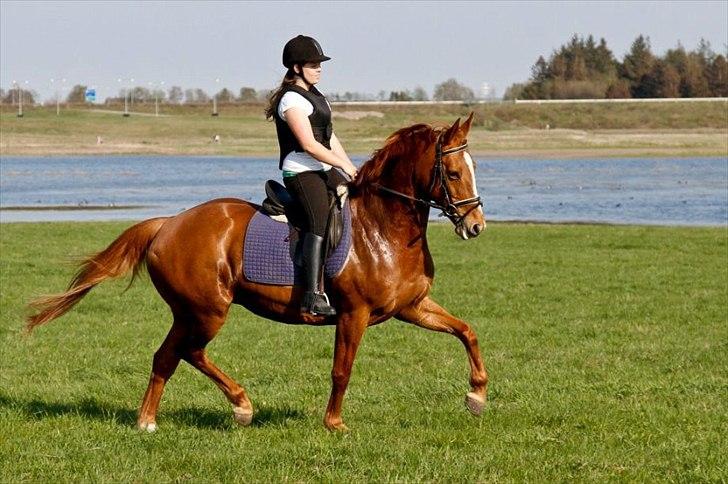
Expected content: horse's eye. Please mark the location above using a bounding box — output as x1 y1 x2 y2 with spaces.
447 172 460 181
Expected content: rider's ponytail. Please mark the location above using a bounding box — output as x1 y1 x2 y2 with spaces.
265 68 298 120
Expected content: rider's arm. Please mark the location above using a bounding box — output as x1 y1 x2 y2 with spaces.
285 107 358 178
329 132 356 177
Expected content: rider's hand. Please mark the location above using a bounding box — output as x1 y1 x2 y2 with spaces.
344 164 358 180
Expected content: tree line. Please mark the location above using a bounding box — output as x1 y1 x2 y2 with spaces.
506 34 728 100
5 35 724 106
101 86 264 104
0 78 480 106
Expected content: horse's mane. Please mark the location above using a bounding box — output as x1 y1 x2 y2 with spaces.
353 123 441 190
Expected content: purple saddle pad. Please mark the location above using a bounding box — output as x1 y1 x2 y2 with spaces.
243 202 352 285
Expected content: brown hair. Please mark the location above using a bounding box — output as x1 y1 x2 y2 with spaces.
264 68 298 120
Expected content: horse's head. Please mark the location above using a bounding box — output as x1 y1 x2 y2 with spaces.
356 114 486 239
418 113 486 239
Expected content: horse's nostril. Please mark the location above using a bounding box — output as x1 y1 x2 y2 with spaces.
471 224 482 235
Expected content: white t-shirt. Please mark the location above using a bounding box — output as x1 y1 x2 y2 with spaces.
277 91 332 174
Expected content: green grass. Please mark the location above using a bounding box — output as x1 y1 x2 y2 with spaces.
2 102 726 157
1 221 726 481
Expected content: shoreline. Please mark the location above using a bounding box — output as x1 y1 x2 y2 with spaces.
2 148 726 159
0 204 153 211
1 215 724 228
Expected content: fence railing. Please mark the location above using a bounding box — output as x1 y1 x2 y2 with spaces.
330 100 493 106
513 97 728 104
330 98 728 106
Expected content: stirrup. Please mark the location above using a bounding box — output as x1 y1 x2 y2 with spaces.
302 291 336 316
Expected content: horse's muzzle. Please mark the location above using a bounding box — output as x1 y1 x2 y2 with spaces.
455 221 484 240
469 223 484 237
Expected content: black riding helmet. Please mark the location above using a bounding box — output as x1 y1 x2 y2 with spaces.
282 35 331 68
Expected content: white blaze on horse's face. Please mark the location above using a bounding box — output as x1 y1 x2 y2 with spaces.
463 152 482 215
452 150 486 240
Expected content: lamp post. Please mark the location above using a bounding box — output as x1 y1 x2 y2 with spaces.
16 80 28 117
50 78 66 115
148 81 153 115
148 80 164 117
60 78 66 113
12 81 21 117
212 77 220 116
50 78 58 115
119 78 129 117
157 81 164 117
129 77 135 110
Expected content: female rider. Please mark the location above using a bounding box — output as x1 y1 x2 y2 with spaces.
265 35 358 317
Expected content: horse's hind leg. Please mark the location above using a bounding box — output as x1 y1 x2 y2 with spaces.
177 313 254 426
138 322 185 432
137 312 252 431
397 297 488 416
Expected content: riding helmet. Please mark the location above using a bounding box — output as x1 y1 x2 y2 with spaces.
282 35 331 68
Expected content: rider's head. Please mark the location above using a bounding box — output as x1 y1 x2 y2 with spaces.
282 35 330 86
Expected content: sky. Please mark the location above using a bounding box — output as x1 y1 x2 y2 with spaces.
1 0 726 101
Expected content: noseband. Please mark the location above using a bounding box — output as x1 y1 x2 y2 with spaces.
373 135 483 226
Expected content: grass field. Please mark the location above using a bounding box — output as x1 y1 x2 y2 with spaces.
1 102 726 157
0 220 726 481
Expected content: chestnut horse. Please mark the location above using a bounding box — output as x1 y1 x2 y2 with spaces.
27 114 488 432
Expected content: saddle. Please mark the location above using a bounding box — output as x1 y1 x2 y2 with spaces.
260 178 348 261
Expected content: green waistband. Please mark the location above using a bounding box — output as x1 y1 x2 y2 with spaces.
282 169 325 178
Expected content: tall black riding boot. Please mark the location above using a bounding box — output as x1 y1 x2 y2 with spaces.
301 233 337 316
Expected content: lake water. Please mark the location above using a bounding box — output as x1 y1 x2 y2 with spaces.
1 155 726 226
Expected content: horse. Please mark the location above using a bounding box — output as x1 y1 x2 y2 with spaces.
26 113 488 432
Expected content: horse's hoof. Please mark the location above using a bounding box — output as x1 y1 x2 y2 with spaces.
324 418 350 432
465 392 485 416
138 421 157 433
233 406 253 426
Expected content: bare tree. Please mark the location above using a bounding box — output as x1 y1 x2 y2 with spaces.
194 88 210 103
167 86 183 104
66 84 88 103
130 87 152 103
148 89 166 104
216 88 235 103
412 86 429 101
184 89 196 104
389 90 413 101
503 83 526 100
433 78 475 101
239 87 257 102
3 89 36 104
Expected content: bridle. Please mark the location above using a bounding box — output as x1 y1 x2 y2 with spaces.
373 134 483 226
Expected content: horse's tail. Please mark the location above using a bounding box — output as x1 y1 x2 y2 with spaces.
26 217 169 332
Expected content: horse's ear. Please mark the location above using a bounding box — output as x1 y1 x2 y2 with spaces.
443 117 461 143
461 112 474 137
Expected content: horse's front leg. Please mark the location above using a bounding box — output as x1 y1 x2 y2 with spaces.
324 308 369 431
397 297 488 415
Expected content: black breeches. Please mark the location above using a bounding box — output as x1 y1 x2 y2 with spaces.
283 170 336 238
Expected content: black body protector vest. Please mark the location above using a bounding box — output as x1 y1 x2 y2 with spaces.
274 84 333 169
